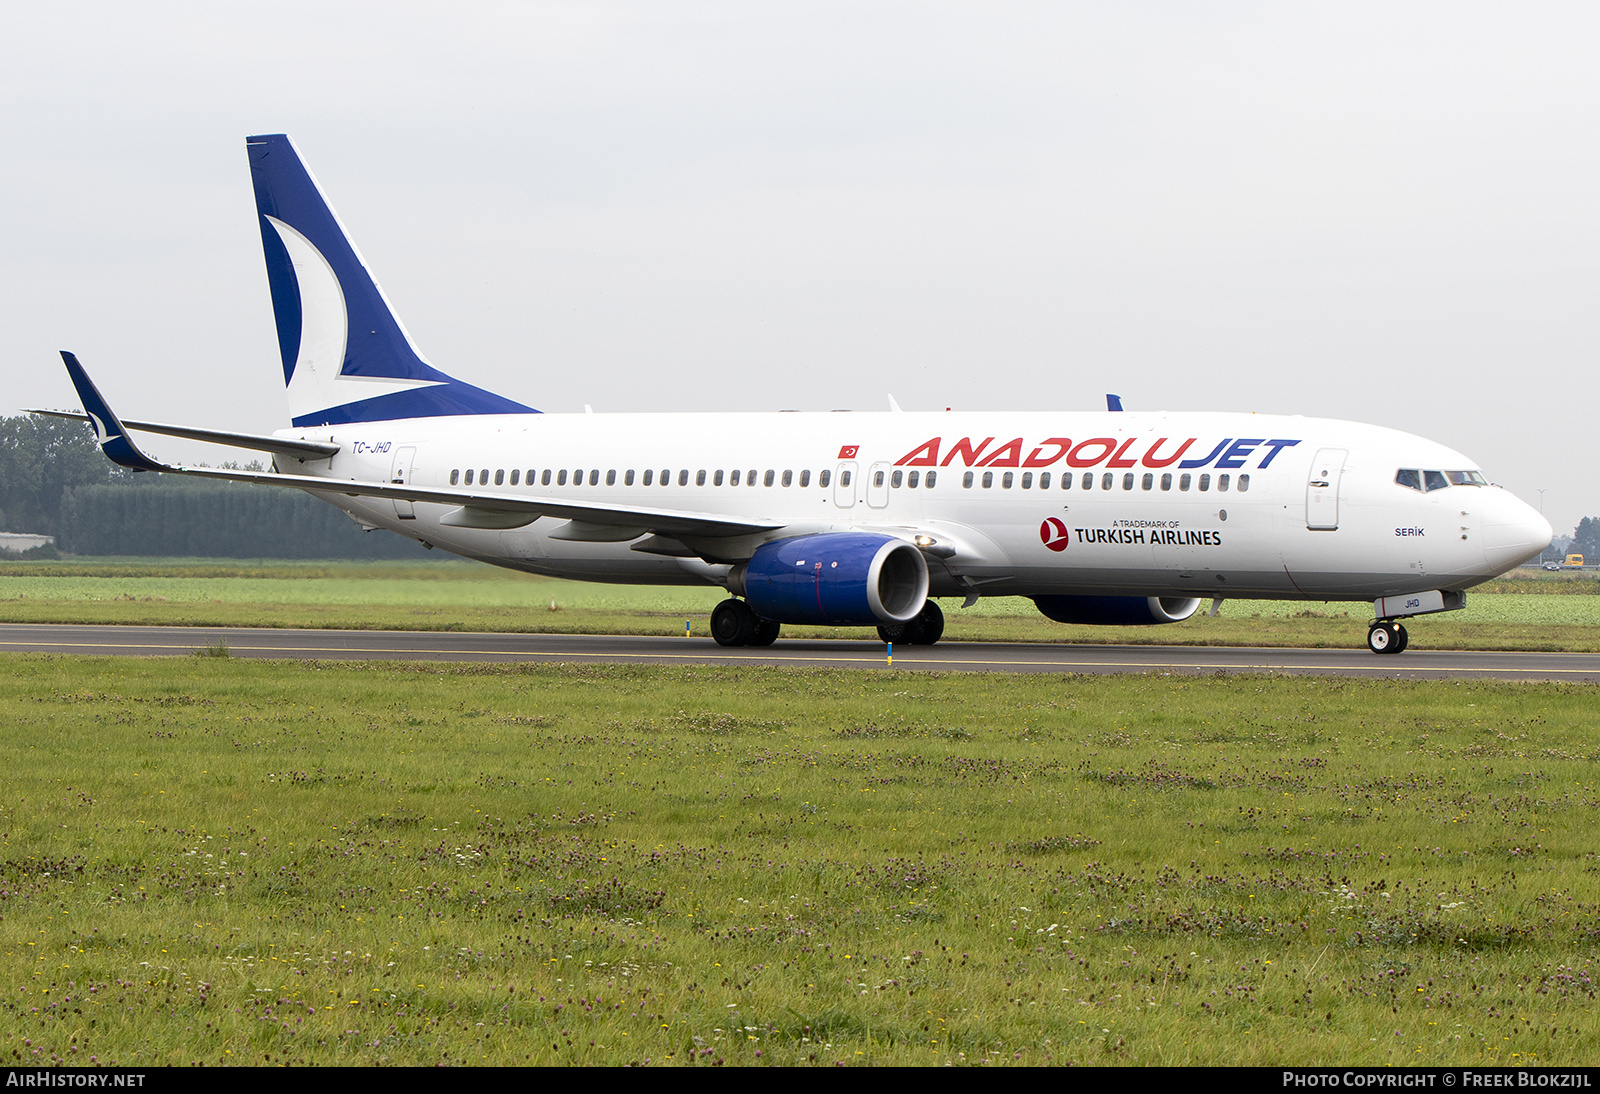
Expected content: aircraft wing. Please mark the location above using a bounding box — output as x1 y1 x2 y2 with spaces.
25 409 340 463
58 352 781 540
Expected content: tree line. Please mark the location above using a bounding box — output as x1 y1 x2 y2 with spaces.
0 415 425 559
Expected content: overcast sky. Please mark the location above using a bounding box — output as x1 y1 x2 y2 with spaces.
3 3 1595 533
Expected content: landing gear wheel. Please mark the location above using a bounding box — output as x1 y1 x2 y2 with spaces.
710 599 758 647
1367 620 1407 655
876 600 945 645
748 618 781 647
909 600 944 645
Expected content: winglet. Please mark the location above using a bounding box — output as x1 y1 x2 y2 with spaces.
58 352 168 472
1105 393 1124 412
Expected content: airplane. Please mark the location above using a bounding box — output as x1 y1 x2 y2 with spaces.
43 134 1553 656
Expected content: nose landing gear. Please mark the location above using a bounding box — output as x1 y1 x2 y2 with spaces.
1367 619 1409 655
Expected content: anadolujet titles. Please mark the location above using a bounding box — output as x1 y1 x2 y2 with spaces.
46 135 1552 654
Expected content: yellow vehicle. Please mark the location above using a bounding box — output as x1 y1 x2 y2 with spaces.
1567 553 1586 568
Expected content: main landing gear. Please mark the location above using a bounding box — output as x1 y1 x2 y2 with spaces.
877 601 945 646
709 599 948 648
710 599 780 648
1367 619 1409 655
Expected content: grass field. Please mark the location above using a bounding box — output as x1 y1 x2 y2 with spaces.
4 654 1599 1066
0 559 1597 650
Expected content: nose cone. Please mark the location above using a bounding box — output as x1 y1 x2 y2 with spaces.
1481 489 1553 574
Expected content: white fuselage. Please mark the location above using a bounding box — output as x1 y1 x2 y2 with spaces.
282 408 1551 604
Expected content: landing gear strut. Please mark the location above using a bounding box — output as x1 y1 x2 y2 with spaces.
877 600 945 646
1367 619 1409 655
710 599 782 647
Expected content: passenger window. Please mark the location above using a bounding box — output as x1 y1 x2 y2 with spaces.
800 470 811 488
661 470 671 486
925 470 937 488
606 470 616 486
839 470 851 487
730 469 740 486
890 470 902 488
1237 474 1249 492
696 470 706 486
1101 473 1114 491
907 470 919 489
748 469 758 486
1141 473 1153 490
1424 470 1448 492
678 470 689 486
1083 473 1094 490
1038 472 1050 489
625 470 635 486
1160 473 1172 491
713 470 724 486
510 470 520 486
1199 474 1210 491
1218 474 1230 492
542 470 552 486
526 469 535 484
765 470 776 487
982 472 994 489
1122 473 1134 491
1179 473 1190 491
819 470 830 487
643 469 653 486
1002 472 1014 489
495 469 505 486
480 469 489 484
1020 472 1032 489
589 470 599 486
450 469 460 485
963 471 974 488
557 470 568 486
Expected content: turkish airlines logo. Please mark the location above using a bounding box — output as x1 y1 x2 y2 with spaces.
1040 517 1070 552
837 445 859 459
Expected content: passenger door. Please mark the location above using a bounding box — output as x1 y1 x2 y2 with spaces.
1305 448 1346 530
390 447 417 520
866 461 891 509
833 461 857 508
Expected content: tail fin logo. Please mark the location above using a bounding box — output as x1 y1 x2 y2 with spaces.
84 410 113 445
264 215 443 422
247 133 537 426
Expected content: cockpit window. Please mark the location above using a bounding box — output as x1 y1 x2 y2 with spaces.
1398 468 1480 492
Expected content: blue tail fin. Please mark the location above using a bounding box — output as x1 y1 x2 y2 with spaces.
246 134 536 427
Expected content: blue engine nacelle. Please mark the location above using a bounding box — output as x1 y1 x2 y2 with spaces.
1032 595 1202 626
730 533 930 626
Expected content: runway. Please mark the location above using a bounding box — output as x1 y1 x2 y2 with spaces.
0 623 1596 681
